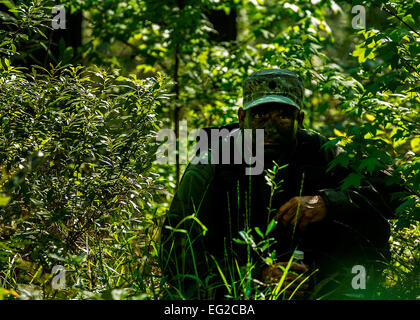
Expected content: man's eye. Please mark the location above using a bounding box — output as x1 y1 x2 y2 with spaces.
274 112 291 119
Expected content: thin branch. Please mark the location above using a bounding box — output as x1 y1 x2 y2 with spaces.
379 4 420 37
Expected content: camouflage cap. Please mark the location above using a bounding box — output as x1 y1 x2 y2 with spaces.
243 69 304 110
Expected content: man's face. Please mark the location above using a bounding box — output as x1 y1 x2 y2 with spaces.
238 103 302 153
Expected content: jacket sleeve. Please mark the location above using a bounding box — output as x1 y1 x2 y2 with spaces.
159 162 217 299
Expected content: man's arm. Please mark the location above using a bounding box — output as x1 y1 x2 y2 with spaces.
277 133 405 251
273 133 407 299
159 162 216 299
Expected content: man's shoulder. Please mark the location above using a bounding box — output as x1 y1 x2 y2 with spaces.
183 151 216 181
296 129 342 161
297 129 328 148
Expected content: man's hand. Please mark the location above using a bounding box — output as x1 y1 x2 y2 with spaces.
275 195 326 231
261 262 309 298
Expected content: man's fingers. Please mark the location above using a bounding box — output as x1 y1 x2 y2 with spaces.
276 195 327 231
273 262 308 272
278 198 295 214
283 205 301 227
263 262 310 298
269 263 308 277
276 197 298 221
265 277 309 288
290 207 305 228
281 208 294 227
279 202 298 225
263 263 308 282
289 262 308 273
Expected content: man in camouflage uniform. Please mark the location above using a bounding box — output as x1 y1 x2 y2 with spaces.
159 69 401 299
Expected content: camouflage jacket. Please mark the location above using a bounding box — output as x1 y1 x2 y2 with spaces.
159 126 402 299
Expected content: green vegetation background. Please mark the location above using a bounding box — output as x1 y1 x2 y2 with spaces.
0 0 418 299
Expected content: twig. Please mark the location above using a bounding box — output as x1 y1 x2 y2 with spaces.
379 4 420 38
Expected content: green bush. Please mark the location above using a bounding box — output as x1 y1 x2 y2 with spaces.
0 60 165 299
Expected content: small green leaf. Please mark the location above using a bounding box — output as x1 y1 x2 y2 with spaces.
238 231 257 249
402 14 415 26
410 137 420 153
327 153 350 172
254 227 264 238
358 157 381 174
266 219 278 236
341 173 364 190
0 195 11 206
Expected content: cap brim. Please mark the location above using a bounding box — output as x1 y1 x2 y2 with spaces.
243 95 300 110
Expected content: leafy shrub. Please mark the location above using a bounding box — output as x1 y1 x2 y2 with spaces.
0 60 165 298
